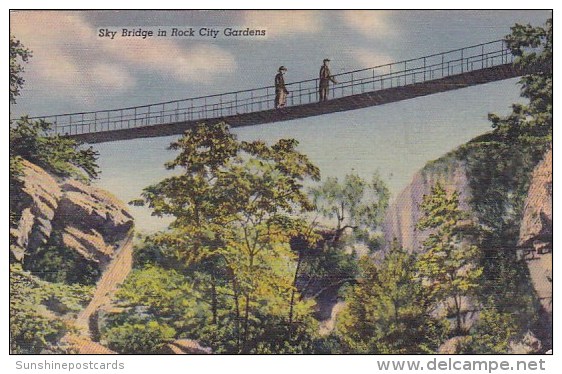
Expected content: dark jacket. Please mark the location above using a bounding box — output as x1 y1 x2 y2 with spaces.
275 72 288 93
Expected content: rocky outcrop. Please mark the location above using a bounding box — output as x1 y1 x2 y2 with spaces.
509 331 542 354
10 160 134 271
10 160 63 261
518 148 552 350
158 339 212 354
383 157 471 252
10 160 137 354
437 336 472 354
519 148 552 253
63 334 117 354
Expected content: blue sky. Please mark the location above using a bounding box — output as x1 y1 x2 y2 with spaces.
9 10 552 232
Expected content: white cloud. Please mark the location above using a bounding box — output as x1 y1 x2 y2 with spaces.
103 37 235 84
242 10 323 37
353 49 394 69
90 63 136 90
342 10 395 39
10 11 237 103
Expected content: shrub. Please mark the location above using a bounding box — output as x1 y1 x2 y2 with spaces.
104 321 176 354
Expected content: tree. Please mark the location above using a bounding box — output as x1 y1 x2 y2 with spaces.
10 117 99 182
489 18 552 145
104 321 176 354
10 264 93 353
309 172 389 247
466 302 519 354
9 36 99 256
9 35 101 354
132 122 321 353
10 35 31 105
336 241 443 353
416 183 483 335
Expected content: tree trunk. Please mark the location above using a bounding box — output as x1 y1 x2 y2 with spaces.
454 295 462 334
289 250 303 325
243 293 251 352
232 277 241 353
211 275 218 325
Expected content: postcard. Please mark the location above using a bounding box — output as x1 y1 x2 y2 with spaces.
9 10 552 357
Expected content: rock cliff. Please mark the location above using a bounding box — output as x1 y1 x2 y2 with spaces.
382 146 552 352
382 156 471 252
10 159 134 274
10 159 135 354
518 148 552 349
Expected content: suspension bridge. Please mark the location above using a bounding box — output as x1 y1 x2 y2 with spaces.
23 39 535 144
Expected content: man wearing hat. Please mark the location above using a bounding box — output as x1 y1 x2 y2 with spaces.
319 58 338 102
275 66 289 109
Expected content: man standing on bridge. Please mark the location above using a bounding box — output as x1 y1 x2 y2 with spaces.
274 66 289 108
319 58 338 102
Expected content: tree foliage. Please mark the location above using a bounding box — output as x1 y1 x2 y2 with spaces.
337 242 444 353
465 303 519 354
10 117 99 182
309 172 389 247
489 19 552 144
416 183 482 334
10 264 93 353
9 36 99 254
453 19 551 344
9 35 100 353
104 321 176 354
10 35 32 105
128 122 321 353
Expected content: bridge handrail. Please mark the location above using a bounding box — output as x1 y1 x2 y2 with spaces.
17 39 515 136
21 39 508 119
